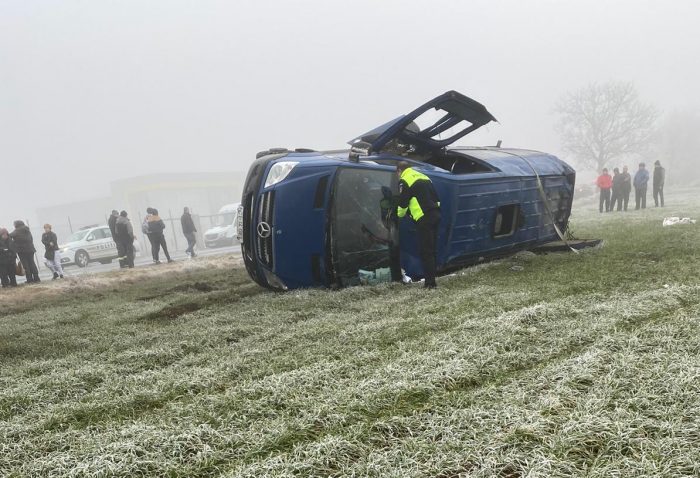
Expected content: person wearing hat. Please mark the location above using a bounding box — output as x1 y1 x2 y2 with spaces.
633 162 650 210
653 160 665 207
114 211 135 268
107 209 125 267
620 165 632 211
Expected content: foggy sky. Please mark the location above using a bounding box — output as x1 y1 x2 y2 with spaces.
2 0 699 226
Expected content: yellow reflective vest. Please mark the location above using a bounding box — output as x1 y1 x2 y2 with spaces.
397 168 440 222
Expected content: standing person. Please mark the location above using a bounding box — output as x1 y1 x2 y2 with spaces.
181 207 197 258
108 209 119 237
610 167 623 211
634 162 650 210
9 220 40 284
41 224 64 279
144 207 173 264
108 209 126 267
653 160 665 207
620 165 632 211
115 211 135 268
396 161 441 289
596 168 613 213
0 228 18 288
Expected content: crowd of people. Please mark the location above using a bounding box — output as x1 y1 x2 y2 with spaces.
1 206 201 288
0 220 60 288
107 206 200 269
595 160 665 213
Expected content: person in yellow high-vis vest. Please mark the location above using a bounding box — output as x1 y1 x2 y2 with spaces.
396 161 441 288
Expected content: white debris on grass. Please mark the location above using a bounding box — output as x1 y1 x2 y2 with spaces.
662 217 696 226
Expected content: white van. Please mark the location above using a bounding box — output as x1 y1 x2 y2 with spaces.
204 203 240 248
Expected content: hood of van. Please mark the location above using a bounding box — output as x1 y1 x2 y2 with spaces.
205 226 232 237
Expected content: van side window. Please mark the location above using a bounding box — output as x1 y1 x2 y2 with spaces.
493 204 520 238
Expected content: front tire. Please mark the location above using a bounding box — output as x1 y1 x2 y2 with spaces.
75 250 89 268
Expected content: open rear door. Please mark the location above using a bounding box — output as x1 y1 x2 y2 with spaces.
350 90 497 154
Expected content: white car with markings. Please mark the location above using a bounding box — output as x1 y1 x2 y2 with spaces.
59 225 140 268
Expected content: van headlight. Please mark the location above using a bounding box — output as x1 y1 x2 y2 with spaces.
264 161 298 188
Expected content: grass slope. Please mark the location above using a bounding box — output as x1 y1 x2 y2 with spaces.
1 189 699 477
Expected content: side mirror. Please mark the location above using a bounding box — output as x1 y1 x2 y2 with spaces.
349 141 372 162
86 235 94 241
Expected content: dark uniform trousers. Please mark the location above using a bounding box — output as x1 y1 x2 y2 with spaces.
599 188 611 212
416 209 440 288
635 186 647 210
118 238 135 268
653 185 664 207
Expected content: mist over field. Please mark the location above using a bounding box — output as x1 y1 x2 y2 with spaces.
2 0 700 226
2 2 700 476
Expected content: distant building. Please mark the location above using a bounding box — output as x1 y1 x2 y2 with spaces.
36 171 245 250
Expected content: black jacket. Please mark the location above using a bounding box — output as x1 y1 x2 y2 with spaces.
146 215 166 235
115 216 134 241
181 213 197 234
108 214 118 237
653 166 665 188
620 172 632 194
612 173 624 192
0 236 17 265
10 225 36 254
42 231 59 252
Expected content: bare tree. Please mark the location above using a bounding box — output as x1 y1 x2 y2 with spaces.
555 81 658 172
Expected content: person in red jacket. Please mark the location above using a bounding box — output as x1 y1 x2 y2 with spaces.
596 168 613 213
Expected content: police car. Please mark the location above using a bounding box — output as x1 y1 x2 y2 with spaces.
59 225 140 268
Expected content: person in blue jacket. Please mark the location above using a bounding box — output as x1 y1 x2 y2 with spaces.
633 162 650 210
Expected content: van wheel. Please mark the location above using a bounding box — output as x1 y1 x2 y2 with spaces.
75 250 89 268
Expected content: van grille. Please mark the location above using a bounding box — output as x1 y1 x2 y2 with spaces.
257 191 275 267
242 193 254 259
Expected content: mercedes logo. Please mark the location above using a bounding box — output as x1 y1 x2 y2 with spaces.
257 221 272 238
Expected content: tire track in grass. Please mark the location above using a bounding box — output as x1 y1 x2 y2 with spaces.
3 284 697 476
222 285 700 477
341 307 700 477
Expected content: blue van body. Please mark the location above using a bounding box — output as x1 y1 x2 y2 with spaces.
239 92 576 290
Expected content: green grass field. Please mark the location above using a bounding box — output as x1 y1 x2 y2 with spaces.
1 189 699 477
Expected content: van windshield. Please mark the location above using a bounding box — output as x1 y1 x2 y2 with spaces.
329 167 399 286
215 213 236 227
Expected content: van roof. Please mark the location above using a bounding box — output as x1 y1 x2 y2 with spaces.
218 203 240 213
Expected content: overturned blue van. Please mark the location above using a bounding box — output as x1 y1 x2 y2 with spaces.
239 91 576 290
